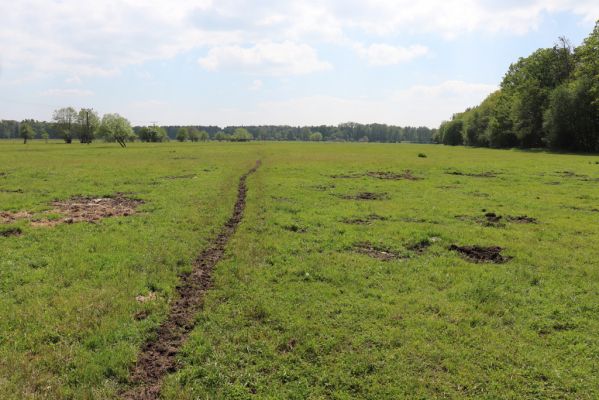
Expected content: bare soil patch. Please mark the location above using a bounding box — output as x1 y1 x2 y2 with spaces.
331 171 421 180
353 242 404 261
1 211 33 224
31 194 144 227
163 174 196 180
0 227 22 237
506 215 537 224
446 170 498 178
366 170 421 180
342 214 387 225
123 160 261 400
449 245 511 264
338 192 389 201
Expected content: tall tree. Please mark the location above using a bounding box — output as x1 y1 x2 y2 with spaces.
52 107 77 144
19 122 34 144
76 108 100 144
99 114 135 147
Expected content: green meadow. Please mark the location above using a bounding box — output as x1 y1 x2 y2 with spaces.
1 141 598 399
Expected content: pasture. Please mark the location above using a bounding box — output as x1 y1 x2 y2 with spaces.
1 141 598 399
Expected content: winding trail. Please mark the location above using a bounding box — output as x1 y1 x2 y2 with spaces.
123 160 261 400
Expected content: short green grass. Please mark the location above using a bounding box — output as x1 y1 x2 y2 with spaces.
1 141 598 399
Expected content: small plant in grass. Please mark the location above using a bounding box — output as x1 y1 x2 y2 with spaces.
418 153 427 158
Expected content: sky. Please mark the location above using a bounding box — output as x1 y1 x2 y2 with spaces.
0 1 597 128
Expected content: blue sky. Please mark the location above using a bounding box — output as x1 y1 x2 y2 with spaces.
0 1 597 127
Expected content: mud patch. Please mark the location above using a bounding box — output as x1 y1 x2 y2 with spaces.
407 239 432 254
338 192 389 201
342 214 387 225
366 170 421 181
449 245 511 264
0 227 22 237
506 215 537 224
353 242 405 261
446 170 498 178
32 194 144 227
123 160 261 400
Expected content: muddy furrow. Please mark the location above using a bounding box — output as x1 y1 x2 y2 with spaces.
123 160 261 400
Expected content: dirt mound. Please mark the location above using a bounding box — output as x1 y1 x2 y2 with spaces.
447 170 498 178
339 192 389 201
0 227 22 237
31 194 143 227
123 160 261 400
408 239 435 253
449 245 511 264
353 242 404 261
342 214 387 225
366 170 421 180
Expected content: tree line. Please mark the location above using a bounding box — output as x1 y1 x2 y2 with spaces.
2 115 435 145
437 21 599 152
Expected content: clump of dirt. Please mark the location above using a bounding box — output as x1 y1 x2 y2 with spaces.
506 215 537 224
366 170 421 180
31 194 144 227
0 227 22 237
447 170 498 178
339 192 389 201
0 188 23 193
353 242 404 261
342 214 387 225
330 173 361 179
1 211 33 224
449 245 511 264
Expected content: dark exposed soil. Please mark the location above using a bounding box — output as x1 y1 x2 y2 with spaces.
353 242 404 261
331 171 421 180
506 215 537 224
313 183 336 191
0 188 23 193
365 170 421 180
408 239 432 253
123 160 261 400
446 170 498 178
339 192 389 201
449 245 511 264
342 214 387 225
0 227 22 237
31 194 144 227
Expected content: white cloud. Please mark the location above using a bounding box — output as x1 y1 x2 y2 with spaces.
354 43 429 66
1 0 596 80
198 41 332 75
39 88 94 97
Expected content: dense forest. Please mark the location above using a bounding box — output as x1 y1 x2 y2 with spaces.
437 21 599 152
0 118 434 144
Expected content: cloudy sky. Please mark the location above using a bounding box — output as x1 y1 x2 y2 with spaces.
0 1 597 127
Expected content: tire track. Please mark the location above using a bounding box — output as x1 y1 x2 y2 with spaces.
123 160 261 400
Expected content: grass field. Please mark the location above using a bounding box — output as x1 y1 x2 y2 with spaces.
1 141 598 399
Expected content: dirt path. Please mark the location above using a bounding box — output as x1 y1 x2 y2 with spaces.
123 160 261 400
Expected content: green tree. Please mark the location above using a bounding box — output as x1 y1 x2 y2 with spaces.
76 108 100 144
309 132 323 141
440 119 464 146
188 128 200 142
214 131 228 141
40 129 49 143
99 114 135 147
138 126 168 142
231 128 253 142
19 122 34 144
176 127 189 142
198 130 209 142
52 107 78 143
